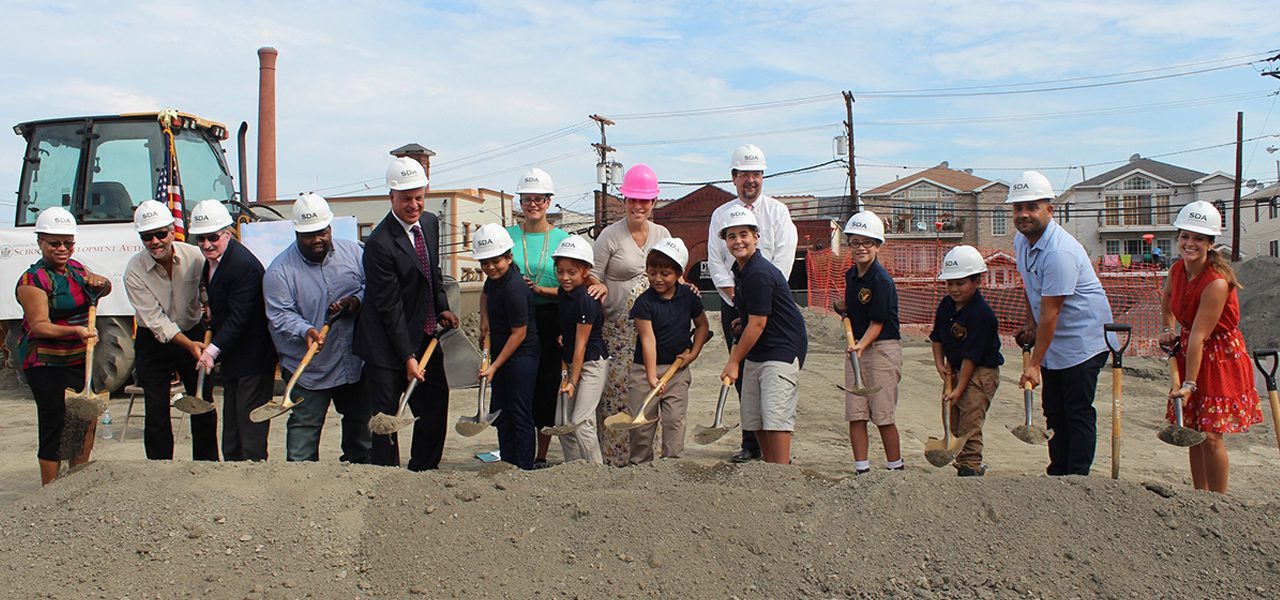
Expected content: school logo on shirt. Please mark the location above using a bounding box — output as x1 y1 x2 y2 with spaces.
951 322 967 341
858 287 872 304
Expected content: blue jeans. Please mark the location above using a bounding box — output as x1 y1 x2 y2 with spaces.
491 353 537 470
282 369 371 463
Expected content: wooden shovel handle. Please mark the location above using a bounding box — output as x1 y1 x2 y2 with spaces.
283 324 330 391
83 305 98 390
842 317 857 348
1021 348 1033 391
722 375 732 386
640 355 686 405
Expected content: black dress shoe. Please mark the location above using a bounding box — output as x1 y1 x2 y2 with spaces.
730 448 762 463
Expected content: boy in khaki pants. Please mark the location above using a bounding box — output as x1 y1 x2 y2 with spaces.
627 238 711 463
929 245 1003 476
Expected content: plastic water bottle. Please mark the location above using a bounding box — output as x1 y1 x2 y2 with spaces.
99 410 114 440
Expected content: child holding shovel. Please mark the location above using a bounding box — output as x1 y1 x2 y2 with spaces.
719 208 807 464
474 224 540 470
550 235 608 464
627 238 711 464
928 246 1003 477
839 211 903 474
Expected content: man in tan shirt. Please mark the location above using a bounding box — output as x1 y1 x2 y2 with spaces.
123 201 218 460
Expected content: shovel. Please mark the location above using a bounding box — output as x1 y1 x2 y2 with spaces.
1009 338 1050 445
1251 349 1280 457
604 355 686 432
541 362 582 437
369 326 448 436
172 330 217 415
455 336 500 437
925 374 967 467
1156 341 1206 447
693 376 739 445
249 310 344 423
63 305 111 422
1104 323 1132 480
841 317 881 397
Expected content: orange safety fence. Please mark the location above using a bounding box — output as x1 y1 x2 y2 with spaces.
806 241 1168 356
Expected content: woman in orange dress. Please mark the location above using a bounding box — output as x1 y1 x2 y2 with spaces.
1158 201 1263 493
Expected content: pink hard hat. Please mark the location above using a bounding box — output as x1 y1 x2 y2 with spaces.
619 163 660 200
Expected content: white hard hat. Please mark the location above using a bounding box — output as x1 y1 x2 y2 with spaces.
188 200 234 235
1173 200 1221 237
35 206 77 235
472 223 515 261
1005 171 1055 204
718 206 760 239
730 144 767 172
516 168 555 195
292 193 334 234
551 234 594 265
938 245 988 280
843 210 885 243
386 157 429 191
649 237 690 272
133 200 175 233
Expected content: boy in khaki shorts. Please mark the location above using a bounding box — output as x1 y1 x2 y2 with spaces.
718 207 808 464
929 246 1003 476
626 238 711 463
840 211 902 474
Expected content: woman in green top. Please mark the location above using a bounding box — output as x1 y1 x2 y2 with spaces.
487 168 605 466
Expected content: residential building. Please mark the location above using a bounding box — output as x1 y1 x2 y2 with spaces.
1056 155 1236 264
1244 183 1280 258
859 162 1013 251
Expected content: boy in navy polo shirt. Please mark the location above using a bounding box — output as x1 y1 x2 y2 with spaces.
551 235 607 464
718 208 807 465
627 238 711 463
929 245 1003 476
840 211 903 474
475 224 540 470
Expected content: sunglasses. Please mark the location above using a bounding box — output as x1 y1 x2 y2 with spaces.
195 232 225 244
40 239 75 249
139 230 170 242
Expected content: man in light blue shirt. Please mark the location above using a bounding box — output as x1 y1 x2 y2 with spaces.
263 194 370 462
1008 172 1113 476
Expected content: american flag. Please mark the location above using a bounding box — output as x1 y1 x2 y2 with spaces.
156 120 186 240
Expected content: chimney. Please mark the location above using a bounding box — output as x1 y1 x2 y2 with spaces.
391 143 437 182
256 47 278 203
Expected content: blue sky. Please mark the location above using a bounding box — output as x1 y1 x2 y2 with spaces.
1 0 1277 219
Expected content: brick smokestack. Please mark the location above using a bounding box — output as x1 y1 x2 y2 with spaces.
256 46 278 203
390 143 437 184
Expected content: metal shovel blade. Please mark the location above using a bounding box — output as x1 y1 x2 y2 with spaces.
1157 396 1206 447
248 399 292 423
541 391 581 436
541 421 581 437
693 422 738 445
924 438 955 468
603 411 652 432
456 409 500 437
1010 389 1049 445
370 413 417 435
174 394 216 416
64 389 110 422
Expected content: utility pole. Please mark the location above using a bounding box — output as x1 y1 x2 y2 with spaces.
843 91 858 213
1232 111 1243 262
590 114 615 237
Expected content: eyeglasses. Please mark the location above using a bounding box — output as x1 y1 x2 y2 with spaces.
139 230 170 242
195 232 225 244
848 239 878 249
40 239 75 249
625 198 655 205
520 196 551 206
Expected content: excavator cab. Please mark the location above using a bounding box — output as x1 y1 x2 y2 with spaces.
13 112 236 227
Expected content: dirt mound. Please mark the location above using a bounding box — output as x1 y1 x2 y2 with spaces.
1237 256 1280 351
4 460 1279 599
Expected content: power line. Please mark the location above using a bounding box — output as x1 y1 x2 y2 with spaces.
657 159 844 187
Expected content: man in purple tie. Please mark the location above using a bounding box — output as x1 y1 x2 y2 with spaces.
353 157 460 470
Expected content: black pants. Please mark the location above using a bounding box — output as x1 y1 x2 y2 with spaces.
135 326 218 461
25 365 83 461
532 303 560 430
368 332 450 471
492 353 538 470
222 369 274 461
1042 351 1108 476
720 303 758 454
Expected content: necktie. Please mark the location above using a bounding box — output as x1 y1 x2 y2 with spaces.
411 224 437 335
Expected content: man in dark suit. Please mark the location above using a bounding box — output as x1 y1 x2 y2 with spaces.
191 200 278 461
354 157 460 470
